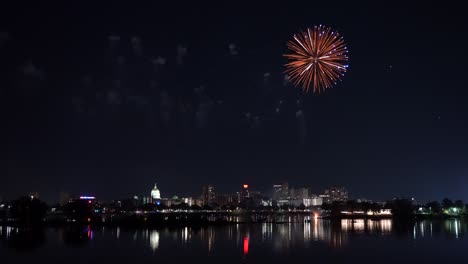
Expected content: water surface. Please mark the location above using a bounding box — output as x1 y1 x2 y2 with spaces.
1 218 467 263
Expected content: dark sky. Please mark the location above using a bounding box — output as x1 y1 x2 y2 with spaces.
2 1 467 203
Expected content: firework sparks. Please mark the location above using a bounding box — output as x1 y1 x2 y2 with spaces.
284 25 349 93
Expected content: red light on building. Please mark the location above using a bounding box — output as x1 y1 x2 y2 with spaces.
243 184 249 189
243 236 249 255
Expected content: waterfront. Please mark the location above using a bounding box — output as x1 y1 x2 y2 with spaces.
2 218 468 263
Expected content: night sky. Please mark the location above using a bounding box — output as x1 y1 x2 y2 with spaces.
2 1 467 203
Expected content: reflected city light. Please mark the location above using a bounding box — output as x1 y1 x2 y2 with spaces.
380 219 392 233
182 227 190 243
341 219 392 234
354 219 365 232
262 223 273 241
207 228 214 253
86 225 94 240
243 235 249 255
304 222 311 241
444 219 461 239
341 219 365 232
149 230 160 251
367 219 392 234
313 219 319 241
420 221 425 237
3 217 466 256
1 226 15 239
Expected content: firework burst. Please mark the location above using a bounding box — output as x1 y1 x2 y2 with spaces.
284 25 349 93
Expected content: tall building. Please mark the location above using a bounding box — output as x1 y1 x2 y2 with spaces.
272 183 289 201
240 184 250 202
202 185 216 206
323 186 348 203
214 194 230 207
289 187 309 200
151 183 161 200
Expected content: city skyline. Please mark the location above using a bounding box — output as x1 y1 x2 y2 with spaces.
5 182 451 206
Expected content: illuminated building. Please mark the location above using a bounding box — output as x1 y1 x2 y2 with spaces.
183 197 193 206
202 185 216 206
142 196 151 204
272 182 289 201
303 196 323 207
192 198 204 207
151 183 161 200
323 186 348 203
366 209 392 216
181 197 203 207
160 196 186 207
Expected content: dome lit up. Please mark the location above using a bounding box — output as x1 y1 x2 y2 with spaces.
151 183 161 199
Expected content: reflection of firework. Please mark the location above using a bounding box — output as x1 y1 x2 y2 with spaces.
284 25 349 93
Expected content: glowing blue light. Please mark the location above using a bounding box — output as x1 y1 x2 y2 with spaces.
80 196 95 200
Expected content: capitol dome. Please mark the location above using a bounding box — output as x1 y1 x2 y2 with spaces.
151 183 161 199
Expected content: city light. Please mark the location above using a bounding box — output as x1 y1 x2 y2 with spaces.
243 184 249 189
79 196 96 200
243 236 249 255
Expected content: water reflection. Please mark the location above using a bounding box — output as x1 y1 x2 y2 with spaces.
410 219 466 239
63 226 92 247
243 235 249 255
0 226 45 250
2 218 468 255
445 219 462 239
149 230 159 251
341 219 392 234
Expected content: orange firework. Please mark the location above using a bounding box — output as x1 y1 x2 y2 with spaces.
284 25 349 93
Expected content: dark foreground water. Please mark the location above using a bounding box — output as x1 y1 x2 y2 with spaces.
1 217 468 263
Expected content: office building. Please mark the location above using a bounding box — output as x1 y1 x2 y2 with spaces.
202 185 216 206
323 186 348 203
290 187 309 200
272 183 289 201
